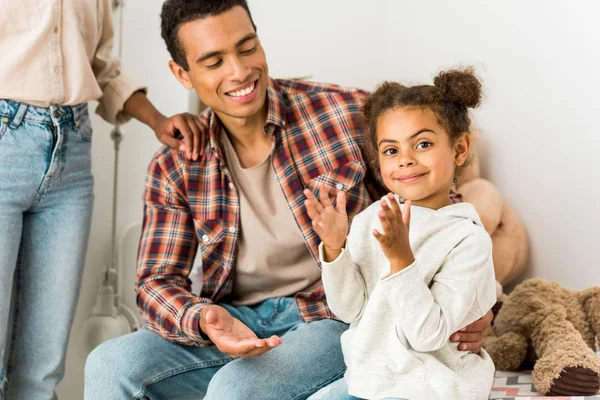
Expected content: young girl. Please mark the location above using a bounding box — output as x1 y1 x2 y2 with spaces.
305 68 497 400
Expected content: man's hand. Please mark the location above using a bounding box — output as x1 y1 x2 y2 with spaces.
450 310 493 352
200 305 282 358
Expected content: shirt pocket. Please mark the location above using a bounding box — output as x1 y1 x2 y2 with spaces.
0 2 40 33
305 159 366 197
194 219 225 253
73 0 99 42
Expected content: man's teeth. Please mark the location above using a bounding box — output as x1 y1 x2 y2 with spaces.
229 82 255 97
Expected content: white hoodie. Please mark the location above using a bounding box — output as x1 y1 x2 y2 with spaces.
320 197 497 400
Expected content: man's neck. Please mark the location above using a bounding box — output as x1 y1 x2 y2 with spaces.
217 103 272 168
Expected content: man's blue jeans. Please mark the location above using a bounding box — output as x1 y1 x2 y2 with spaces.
0 100 94 400
85 297 348 399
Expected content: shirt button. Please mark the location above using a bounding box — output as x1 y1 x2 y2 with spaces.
336 183 343 191
53 26 59 34
202 235 209 243
54 66 61 74
228 182 234 190
228 226 236 233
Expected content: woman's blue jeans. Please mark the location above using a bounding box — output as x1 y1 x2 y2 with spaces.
0 100 94 400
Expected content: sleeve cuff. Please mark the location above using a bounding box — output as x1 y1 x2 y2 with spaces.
318 242 347 266
95 71 148 125
179 301 213 345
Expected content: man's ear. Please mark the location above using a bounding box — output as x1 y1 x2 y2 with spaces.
454 133 471 167
169 60 194 90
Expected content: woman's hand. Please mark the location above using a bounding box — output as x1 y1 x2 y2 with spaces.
374 193 414 274
304 186 348 262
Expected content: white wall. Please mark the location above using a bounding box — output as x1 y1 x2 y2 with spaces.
57 1 600 398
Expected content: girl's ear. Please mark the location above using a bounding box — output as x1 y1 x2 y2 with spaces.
454 133 471 167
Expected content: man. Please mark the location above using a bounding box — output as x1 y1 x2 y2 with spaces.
0 1 205 399
84 1 493 398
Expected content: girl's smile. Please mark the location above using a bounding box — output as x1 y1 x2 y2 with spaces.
376 107 470 210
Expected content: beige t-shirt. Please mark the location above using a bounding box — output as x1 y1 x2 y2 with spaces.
221 132 321 306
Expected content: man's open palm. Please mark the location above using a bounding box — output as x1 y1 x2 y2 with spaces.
200 305 281 358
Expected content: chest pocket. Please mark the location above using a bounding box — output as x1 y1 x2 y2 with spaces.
306 159 366 198
73 0 99 42
194 219 225 257
0 1 40 33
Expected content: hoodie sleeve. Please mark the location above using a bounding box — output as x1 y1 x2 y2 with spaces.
319 213 371 324
378 230 497 352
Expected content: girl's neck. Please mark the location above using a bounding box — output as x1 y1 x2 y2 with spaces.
405 188 454 210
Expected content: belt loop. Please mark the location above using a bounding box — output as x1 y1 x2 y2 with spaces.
10 103 29 129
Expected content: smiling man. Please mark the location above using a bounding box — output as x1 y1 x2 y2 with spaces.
83 1 493 399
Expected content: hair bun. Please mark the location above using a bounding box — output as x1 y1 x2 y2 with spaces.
433 67 482 108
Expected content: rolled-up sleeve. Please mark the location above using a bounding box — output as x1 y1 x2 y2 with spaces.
92 0 147 125
136 152 213 346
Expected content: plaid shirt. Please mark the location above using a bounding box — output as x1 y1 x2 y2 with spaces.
137 78 457 346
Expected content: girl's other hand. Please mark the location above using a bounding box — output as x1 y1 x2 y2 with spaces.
374 193 414 274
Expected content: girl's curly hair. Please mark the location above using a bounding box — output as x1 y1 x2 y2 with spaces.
362 67 483 174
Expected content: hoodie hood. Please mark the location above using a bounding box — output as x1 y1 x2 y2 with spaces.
392 194 484 229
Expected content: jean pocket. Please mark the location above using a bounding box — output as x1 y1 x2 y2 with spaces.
76 118 93 142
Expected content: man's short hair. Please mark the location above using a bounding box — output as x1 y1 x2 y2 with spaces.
160 0 257 71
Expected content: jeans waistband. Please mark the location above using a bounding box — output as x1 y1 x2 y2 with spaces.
0 99 88 129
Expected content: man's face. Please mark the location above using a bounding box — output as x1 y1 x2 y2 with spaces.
175 6 268 120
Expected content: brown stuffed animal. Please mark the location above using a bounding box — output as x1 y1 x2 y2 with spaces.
485 278 600 396
456 130 529 288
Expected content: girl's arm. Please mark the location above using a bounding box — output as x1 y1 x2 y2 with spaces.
379 231 497 352
320 237 369 324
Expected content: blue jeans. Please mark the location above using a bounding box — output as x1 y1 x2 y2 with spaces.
84 297 348 399
309 377 407 400
0 100 94 400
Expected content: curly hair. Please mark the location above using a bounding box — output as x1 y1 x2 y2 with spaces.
160 0 257 71
362 67 483 174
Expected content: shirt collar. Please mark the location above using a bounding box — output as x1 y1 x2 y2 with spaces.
207 77 286 159
265 77 286 129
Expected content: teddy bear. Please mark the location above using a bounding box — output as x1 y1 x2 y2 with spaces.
456 132 529 291
484 278 600 396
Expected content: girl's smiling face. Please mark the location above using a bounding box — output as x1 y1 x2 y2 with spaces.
376 107 470 210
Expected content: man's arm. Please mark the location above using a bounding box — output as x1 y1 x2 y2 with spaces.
450 310 493 352
137 152 280 355
136 154 210 345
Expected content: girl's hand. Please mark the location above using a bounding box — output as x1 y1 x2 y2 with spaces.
373 193 415 274
304 186 348 261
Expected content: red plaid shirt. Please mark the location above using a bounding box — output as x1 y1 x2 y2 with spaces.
136 78 456 345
